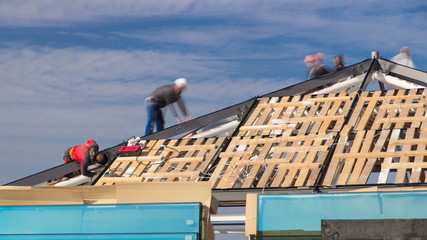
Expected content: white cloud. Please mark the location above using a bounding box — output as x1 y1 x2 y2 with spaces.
2 1 423 29
0 47 224 105
2 1 426 58
0 0 196 26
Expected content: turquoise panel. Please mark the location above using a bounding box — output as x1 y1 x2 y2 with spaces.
0 203 200 239
257 191 427 232
0 233 197 240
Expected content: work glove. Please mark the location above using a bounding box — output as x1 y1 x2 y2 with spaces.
83 171 96 178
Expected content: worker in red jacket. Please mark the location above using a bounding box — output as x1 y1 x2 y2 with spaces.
63 139 105 177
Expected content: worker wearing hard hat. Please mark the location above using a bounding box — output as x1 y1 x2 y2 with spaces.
63 139 105 177
304 53 330 79
145 78 192 135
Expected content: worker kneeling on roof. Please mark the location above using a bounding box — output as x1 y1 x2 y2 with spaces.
63 139 106 177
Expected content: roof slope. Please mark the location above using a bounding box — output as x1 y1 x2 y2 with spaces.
93 56 427 191
6 55 427 190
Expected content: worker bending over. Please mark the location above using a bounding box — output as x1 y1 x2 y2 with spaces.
63 139 105 177
145 78 192 135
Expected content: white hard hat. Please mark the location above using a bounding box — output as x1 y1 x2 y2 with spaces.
174 78 187 87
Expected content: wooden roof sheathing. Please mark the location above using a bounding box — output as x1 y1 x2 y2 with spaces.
324 88 427 186
96 137 226 186
237 92 355 137
346 89 427 131
96 87 427 190
211 92 355 189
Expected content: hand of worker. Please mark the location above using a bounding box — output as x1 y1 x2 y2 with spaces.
183 116 193 122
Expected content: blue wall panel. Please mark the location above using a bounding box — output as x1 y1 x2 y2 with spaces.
0 234 198 240
0 203 201 240
257 191 427 232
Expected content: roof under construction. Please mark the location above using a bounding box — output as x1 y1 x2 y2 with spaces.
3 51 427 239
7 52 427 191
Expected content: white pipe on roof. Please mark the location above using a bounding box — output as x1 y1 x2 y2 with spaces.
312 75 365 94
190 120 239 138
54 175 91 187
373 71 424 90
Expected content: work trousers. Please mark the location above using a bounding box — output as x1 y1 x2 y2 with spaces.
145 99 165 135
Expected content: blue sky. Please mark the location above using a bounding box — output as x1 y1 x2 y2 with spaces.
1 0 427 185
